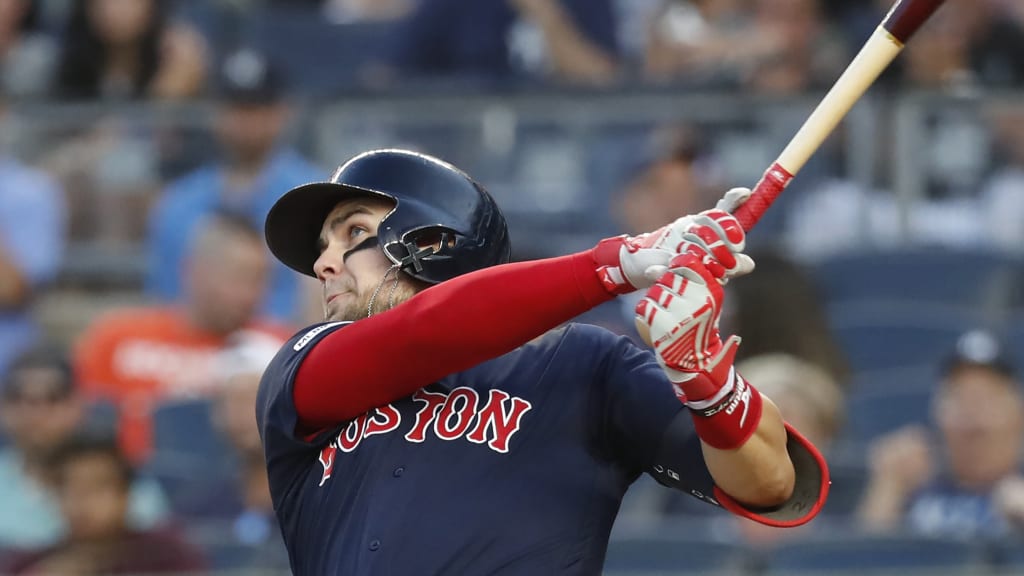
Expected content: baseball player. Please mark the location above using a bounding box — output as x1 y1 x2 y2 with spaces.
257 149 828 575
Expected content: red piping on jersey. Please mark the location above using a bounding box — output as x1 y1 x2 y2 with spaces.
294 250 613 430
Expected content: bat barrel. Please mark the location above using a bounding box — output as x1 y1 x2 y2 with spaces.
882 0 948 44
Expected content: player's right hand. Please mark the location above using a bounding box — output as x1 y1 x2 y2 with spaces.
592 188 755 295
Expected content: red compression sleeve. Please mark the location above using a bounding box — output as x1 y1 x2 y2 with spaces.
294 250 614 428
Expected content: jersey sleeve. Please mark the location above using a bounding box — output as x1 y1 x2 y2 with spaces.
256 322 351 475
591 325 829 527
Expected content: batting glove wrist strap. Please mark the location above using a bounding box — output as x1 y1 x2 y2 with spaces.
689 370 764 450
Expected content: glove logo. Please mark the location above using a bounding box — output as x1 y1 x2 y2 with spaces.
724 376 752 427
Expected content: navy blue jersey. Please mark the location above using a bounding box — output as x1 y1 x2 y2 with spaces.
257 322 758 575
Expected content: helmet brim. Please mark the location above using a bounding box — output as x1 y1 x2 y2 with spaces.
264 181 392 278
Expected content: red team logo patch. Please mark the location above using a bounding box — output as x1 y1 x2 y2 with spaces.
317 387 532 486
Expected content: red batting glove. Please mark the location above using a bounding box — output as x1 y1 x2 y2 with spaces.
634 212 761 449
591 216 696 295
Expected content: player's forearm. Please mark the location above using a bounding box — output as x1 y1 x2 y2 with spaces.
294 250 613 427
701 397 795 508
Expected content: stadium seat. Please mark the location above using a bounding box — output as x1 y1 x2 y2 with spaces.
603 536 749 575
817 461 868 519
843 384 934 447
828 303 974 373
763 534 984 574
810 249 1016 310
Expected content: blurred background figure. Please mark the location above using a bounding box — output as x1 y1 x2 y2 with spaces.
1 435 205 575
169 332 289 571
981 100 1024 254
0 346 168 552
644 0 847 93
0 0 57 98
74 212 291 463
0 87 67 378
320 0 415 23
857 330 1024 538
54 0 208 101
145 47 321 325
896 0 1024 90
386 0 619 85
722 248 849 385
612 124 722 236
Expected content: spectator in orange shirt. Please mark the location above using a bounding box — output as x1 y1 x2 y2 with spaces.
74 211 292 462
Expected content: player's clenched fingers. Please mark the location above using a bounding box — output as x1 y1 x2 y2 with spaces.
684 225 738 273
669 250 726 286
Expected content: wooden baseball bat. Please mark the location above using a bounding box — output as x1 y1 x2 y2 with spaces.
732 0 949 231
636 0 948 347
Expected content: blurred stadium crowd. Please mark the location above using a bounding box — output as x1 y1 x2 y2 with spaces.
1 0 1024 574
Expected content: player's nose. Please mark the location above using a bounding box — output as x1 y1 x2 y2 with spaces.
314 245 346 281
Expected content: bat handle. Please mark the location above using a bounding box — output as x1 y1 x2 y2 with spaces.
733 162 796 232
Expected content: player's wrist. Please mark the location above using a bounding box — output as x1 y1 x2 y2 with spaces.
688 370 764 450
663 335 739 403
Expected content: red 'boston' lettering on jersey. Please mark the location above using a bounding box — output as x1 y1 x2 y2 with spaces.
318 441 338 487
435 387 480 440
466 389 533 453
338 414 369 453
405 390 448 443
315 387 535 487
364 405 401 438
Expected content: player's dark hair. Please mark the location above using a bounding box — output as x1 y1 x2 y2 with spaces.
55 0 168 100
49 433 135 490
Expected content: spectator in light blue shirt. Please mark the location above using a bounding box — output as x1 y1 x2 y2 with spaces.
0 90 66 378
0 346 169 550
145 48 321 324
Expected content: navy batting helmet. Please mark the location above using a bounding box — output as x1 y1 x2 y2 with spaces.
265 149 511 284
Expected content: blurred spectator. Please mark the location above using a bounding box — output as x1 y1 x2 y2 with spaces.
54 0 208 101
0 89 66 377
744 0 847 94
644 0 753 84
75 212 292 462
738 354 844 452
857 329 1024 537
612 125 722 236
896 0 1024 90
146 47 321 324
0 0 57 98
321 0 414 23
1 435 205 574
981 101 1024 254
388 0 619 85
0 346 168 551
172 333 289 570
722 248 849 385
643 0 847 93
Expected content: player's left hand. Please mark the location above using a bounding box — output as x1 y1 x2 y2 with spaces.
593 187 754 295
634 227 753 407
